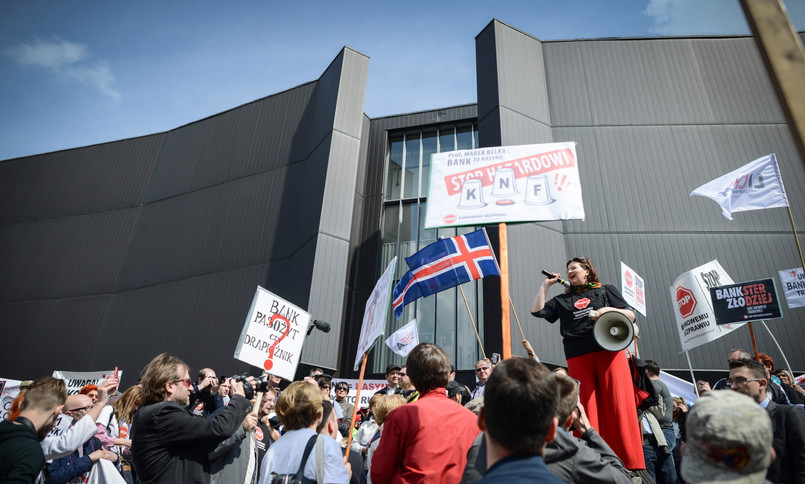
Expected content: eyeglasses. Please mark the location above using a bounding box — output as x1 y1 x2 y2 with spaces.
398 372 406 377
336 386 349 391
172 378 193 388
475 367 490 372
725 377 762 388
320 385 331 389
67 405 92 413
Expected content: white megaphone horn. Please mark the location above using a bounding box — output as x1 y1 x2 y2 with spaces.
593 311 638 352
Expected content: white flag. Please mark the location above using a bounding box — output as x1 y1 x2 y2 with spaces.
690 153 789 220
385 319 419 357
354 257 397 370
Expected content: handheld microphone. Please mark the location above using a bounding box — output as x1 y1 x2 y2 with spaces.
541 270 571 288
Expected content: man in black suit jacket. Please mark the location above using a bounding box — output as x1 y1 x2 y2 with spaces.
729 358 805 484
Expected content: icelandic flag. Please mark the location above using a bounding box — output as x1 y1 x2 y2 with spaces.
392 228 500 318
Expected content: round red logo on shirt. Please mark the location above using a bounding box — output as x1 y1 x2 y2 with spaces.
195 403 204 411
255 427 264 441
574 298 591 310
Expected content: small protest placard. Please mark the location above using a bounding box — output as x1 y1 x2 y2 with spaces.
234 287 310 381
778 267 805 309
710 278 782 324
621 262 646 316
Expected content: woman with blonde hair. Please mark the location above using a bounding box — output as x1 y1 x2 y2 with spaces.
366 394 406 483
258 381 349 484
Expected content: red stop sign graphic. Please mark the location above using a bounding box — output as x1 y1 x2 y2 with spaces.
625 271 633 288
676 286 697 318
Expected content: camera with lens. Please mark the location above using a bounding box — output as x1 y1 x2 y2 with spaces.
231 373 270 400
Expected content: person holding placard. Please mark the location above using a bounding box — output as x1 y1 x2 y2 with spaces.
531 256 644 470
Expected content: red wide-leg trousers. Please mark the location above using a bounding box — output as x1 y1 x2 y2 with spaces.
567 349 645 469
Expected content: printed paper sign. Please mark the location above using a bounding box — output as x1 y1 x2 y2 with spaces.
235 287 311 381
354 258 397 370
710 279 782 324
778 267 805 309
621 262 647 316
669 260 743 351
52 370 121 396
425 142 584 228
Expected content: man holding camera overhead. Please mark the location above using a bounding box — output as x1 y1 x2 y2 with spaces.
188 367 225 418
132 354 253 484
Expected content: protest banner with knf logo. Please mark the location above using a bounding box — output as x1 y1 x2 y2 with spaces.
424 142 584 228
235 287 310 382
669 260 743 351
710 278 782 324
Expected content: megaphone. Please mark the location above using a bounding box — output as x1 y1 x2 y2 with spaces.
593 311 637 352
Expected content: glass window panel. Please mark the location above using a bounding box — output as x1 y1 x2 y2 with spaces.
436 287 457 364
456 126 474 150
399 202 419 258
439 128 455 153
421 131 437 197
417 293 436 347
418 202 437 250
456 280 479 369
403 136 420 199
387 137 404 200
381 203 400 266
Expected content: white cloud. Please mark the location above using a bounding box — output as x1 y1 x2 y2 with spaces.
4 37 121 102
644 0 750 35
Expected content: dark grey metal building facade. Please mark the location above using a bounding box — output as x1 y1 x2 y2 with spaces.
1 20 802 386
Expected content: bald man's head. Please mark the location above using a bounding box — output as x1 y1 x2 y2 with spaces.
64 394 93 426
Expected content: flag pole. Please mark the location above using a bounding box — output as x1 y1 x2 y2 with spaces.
786 206 805 272
685 350 700 398
499 223 512 359
459 285 487 359
508 298 526 341
760 320 796 383
747 323 760 359
344 353 368 461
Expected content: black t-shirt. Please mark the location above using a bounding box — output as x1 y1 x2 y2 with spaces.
532 284 631 359
255 420 272 475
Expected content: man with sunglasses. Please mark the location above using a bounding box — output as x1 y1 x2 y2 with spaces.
471 359 492 400
132 353 253 484
333 382 354 432
729 358 805 483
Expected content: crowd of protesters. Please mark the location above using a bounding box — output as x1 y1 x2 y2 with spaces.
1 343 804 484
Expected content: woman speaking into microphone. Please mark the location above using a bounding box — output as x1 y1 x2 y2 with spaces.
531 256 644 470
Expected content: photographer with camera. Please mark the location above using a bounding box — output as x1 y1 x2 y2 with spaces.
187 367 224 418
132 354 252 484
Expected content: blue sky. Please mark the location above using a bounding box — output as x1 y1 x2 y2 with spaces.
2 0 804 161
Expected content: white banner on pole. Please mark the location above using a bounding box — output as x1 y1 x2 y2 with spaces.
669 260 743 351
778 267 805 309
354 257 397 370
52 370 120 396
424 142 583 228
621 262 647 316
234 287 311 381
385 319 419 357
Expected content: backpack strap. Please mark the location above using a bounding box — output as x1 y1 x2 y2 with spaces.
294 434 319 481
